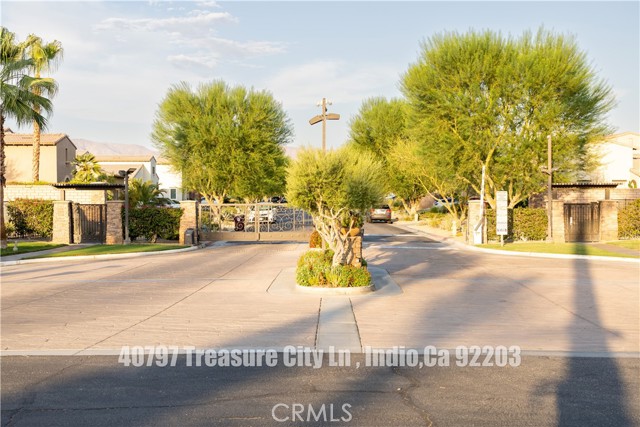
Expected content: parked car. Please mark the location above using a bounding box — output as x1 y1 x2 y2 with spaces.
270 196 288 204
367 205 392 223
247 204 277 223
433 198 459 208
157 198 181 208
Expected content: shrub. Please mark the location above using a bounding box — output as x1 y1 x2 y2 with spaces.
309 229 323 248
127 206 183 242
6 199 54 238
486 208 547 241
296 249 371 287
618 199 640 239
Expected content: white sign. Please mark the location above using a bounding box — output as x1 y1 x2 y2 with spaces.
496 191 508 236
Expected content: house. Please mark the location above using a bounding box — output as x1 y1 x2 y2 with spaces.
156 158 188 200
93 155 159 186
589 132 640 188
4 131 76 183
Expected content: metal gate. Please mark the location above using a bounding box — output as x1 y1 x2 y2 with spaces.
74 204 106 243
199 203 313 242
564 203 600 242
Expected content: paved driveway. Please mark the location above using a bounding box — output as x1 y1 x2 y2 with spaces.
1 224 638 355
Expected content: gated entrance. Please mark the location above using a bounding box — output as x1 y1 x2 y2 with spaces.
74 204 106 243
199 203 313 242
564 203 600 242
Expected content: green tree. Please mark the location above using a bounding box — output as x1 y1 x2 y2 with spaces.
24 34 62 182
286 147 384 266
128 178 162 207
348 97 427 218
402 28 614 208
152 80 292 205
71 152 107 183
1 27 55 249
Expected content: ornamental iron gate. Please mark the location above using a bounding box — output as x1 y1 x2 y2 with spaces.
199 203 313 242
564 203 600 242
73 203 106 243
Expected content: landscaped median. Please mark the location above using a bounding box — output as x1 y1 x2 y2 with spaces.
28 243 187 258
476 241 639 259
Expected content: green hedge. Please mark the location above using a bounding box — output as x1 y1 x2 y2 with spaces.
486 208 547 241
618 199 640 239
6 199 54 238
126 206 183 242
296 250 371 287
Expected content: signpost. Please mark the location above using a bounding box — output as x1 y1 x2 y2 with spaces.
496 190 508 246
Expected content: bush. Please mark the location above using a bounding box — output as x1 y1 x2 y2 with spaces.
127 206 183 242
6 199 54 238
486 208 547 241
296 249 371 287
618 199 640 239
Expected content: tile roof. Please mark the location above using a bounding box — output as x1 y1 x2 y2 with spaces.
3 133 74 147
94 155 155 162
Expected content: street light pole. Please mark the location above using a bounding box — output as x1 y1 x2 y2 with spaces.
541 135 557 242
120 168 136 245
309 98 340 152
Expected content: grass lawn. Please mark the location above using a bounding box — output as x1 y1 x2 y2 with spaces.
479 242 638 259
606 240 640 251
32 243 188 258
1 242 66 257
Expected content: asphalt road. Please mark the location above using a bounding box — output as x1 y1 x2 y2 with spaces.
1 222 639 426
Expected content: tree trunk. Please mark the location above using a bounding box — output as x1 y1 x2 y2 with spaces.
32 119 41 182
1 114 7 249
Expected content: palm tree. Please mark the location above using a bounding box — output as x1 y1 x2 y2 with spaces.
1 27 55 249
71 152 107 183
24 34 62 182
128 178 162 207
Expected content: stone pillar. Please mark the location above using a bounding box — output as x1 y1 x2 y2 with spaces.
106 201 124 245
551 200 565 243
599 200 618 242
72 203 82 243
52 201 72 244
349 232 363 267
467 200 486 244
179 201 199 245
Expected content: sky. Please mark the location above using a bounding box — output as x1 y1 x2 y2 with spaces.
2 1 639 152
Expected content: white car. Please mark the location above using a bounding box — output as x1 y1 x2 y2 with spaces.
247 205 277 223
157 198 181 208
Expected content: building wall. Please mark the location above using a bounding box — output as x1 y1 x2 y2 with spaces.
593 143 633 185
4 184 106 204
156 163 186 200
56 137 76 182
530 187 640 208
5 137 76 183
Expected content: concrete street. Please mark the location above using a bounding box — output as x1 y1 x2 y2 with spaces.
1 222 639 426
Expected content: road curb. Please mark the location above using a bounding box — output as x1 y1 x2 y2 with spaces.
0 243 206 266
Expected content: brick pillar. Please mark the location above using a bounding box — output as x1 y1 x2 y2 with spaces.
52 201 72 244
467 200 486 244
106 201 124 245
72 203 82 243
599 200 618 241
179 201 199 245
551 200 565 243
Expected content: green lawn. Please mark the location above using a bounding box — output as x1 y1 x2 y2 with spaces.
1 242 66 257
31 244 188 258
606 240 640 251
479 242 638 259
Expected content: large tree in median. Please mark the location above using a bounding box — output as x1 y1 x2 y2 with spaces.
24 34 63 182
1 27 55 249
286 147 384 266
152 81 292 205
402 29 614 208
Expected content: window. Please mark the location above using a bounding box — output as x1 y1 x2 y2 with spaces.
152 165 156 175
170 188 177 199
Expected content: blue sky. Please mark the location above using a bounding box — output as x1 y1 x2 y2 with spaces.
3 1 639 151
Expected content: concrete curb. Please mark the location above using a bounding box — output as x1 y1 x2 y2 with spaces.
0 243 206 266
399 223 639 263
295 283 375 295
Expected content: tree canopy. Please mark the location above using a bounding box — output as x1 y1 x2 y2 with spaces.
152 80 292 205
287 146 384 266
401 28 614 208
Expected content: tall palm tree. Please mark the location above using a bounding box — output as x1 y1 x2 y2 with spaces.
71 152 107 183
1 27 55 248
24 34 62 182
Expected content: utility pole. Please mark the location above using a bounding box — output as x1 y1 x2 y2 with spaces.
309 98 340 152
541 135 557 242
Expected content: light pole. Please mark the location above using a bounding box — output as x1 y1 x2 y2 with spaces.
540 135 558 242
309 98 340 152
119 168 136 245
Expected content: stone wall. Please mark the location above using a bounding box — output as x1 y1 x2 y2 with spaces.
599 201 618 241
4 184 106 204
52 201 72 244
551 200 565 243
105 201 124 244
531 187 640 208
179 201 198 245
